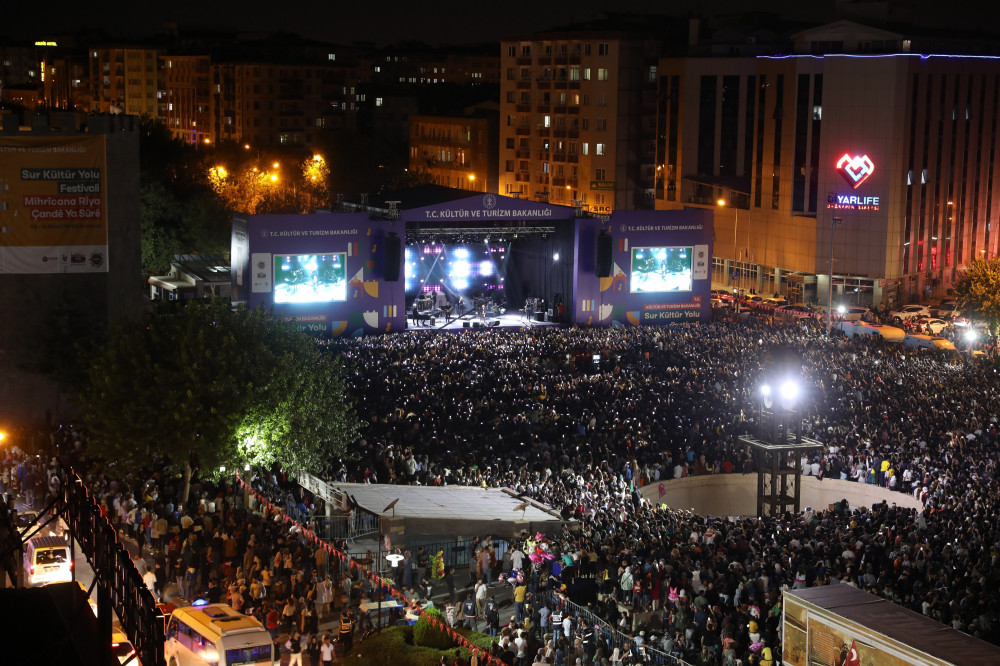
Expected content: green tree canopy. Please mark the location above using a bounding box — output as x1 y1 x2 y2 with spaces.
78 300 359 501
139 119 230 275
952 257 1000 335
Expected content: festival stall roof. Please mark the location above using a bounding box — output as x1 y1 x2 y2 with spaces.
334 483 566 540
786 585 1000 666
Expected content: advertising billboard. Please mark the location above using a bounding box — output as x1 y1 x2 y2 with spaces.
0 136 109 273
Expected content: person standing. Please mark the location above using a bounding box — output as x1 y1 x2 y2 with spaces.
285 630 304 666
462 593 478 631
475 577 487 618
320 633 336 666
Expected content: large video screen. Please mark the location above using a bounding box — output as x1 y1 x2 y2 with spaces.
405 242 509 299
273 253 347 304
630 246 693 293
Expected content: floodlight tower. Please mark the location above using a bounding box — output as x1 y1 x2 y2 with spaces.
739 348 823 517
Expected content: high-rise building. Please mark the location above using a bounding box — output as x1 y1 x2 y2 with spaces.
88 46 161 117
499 26 666 212
162 54 212 145
656 22 1000 306
409 105 499 192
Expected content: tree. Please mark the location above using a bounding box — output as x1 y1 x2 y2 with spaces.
78 300 360 503
952 257 1000 335
139 119 230 275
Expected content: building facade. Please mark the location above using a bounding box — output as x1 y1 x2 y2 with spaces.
409 109 498 193
657 24 1000 306
499 31 663 213
88 46 161 116
162 54 212 144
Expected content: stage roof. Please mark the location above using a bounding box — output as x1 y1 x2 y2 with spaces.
334 483 563 523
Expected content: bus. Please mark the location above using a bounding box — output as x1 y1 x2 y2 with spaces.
164 604 273 666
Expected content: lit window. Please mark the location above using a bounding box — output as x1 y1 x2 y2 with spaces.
328 53 336 61
376 97 383 107
597 68 609 81
596 143 605 156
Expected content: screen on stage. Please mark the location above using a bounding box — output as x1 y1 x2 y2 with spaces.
406 243 509 298
273 253 347 304
629 246 693 293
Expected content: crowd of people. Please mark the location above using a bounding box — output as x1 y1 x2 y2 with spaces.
3 316 999 666
314 320 1000 664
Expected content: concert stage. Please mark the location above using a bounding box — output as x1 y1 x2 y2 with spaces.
406 309 561 331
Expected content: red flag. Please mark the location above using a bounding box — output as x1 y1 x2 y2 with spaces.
843 640 861 666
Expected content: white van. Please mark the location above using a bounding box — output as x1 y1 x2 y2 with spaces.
23 535 72 586
165 604 274 666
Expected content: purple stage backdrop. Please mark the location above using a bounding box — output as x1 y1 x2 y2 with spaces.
574 209 714 326
231 200 713 336
232 212 405 337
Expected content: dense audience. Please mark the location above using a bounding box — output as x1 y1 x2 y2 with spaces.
315 321 1000 664
3 318 999 666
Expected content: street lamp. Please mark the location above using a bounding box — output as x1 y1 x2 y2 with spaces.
827 216 842 336
718 199 739 288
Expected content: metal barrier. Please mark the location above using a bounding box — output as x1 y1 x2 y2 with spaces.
543 590 694 666
417 538 509 571
63 469 164 666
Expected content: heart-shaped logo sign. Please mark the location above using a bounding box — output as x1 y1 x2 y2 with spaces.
836 153 875 189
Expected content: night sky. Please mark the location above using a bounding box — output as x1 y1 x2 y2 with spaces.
6 0 1000 46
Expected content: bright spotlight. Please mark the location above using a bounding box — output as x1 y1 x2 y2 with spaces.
760 384 772 397
964 329 979 342
453 248 470 259
553 252 560 261
836 305 846 315
779 379 800 403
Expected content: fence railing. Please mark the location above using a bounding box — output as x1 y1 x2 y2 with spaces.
542 589 694 666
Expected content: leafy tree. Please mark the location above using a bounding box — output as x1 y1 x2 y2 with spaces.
78 300 359 502
139 119 230 275
952 257 1000 335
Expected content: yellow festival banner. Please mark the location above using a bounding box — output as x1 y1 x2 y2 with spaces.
0 136 109 273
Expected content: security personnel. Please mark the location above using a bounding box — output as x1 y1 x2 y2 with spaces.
338 608 354 650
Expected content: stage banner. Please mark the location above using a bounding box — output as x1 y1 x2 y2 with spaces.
0 136 109 273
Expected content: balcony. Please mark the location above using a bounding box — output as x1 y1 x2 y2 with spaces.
569 81 580 89
517 80 532 89
537 57 551 66
567 107 579 114
553 105 567 114
552 177 566 187
552 128 566 138
553 152 566 162
568 129 579 138
515 126 531 136
554 80 568 89
536 104 550 113
535 79 551 89
515 104 531 113
566 154 579 163
537 151 550 161
515 150 531 159
517 57 532 66
536 127 550 137
515 172 531 182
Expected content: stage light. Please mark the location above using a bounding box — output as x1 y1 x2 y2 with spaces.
553 252 560 261
479 261 493 276
760 384 772 397
451 260 471 278
965 329 979 342
779 379 800 410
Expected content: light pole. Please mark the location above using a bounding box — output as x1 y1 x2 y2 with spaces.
718 199 738 289
827 216 842 336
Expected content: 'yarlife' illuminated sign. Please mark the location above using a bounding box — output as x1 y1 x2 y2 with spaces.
828 152 880 211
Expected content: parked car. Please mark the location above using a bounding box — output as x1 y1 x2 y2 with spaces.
839 306 869 322
889 304 930 321
917 317 949 334
930 302 961 319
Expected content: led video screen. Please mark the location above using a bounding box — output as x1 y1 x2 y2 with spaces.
273 253 347 304
405 243 508 296
630 246 693 293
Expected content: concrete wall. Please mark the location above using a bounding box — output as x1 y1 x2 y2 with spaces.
640 473 923 516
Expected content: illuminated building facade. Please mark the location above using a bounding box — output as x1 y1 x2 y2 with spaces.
89 46 161 116
499 30 664 213
409 107 499 193
656 23 1000 306
162 54 212 145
